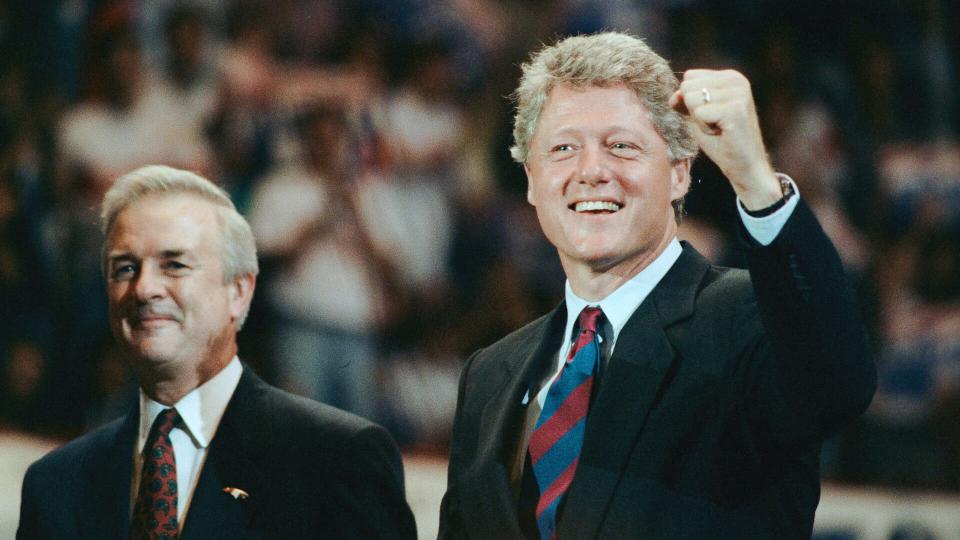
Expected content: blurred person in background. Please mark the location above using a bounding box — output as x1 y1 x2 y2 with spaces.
861 228 960 490
851 141 960 490
57 11 212 203
0 341 48 431
0 135 56 432
248 104 397 421
249 94 456 417
18 165 415 539
382 39 465 190
440 32 876 539
149 5 219 174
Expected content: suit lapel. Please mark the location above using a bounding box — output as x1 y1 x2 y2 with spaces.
459 305 566 538
561 244 709 538
181 368 268 539
77 407 138 539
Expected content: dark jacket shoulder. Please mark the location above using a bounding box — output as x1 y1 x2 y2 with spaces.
25 415 129 477
246 375 385 441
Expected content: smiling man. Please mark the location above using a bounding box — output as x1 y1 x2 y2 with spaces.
439 32 876 539
18 165 416 539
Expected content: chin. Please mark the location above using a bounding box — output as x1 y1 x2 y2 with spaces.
586 256 631 273
125 340 182 366
570 243 624 264
578 243 654 271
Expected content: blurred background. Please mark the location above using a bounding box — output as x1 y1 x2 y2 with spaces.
0 0 958 538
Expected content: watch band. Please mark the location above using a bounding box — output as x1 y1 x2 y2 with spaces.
743 175 796 218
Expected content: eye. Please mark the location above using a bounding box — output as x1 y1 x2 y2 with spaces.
546 143 577 161
162 260 191 275
610 142 641 158
110 263 137 281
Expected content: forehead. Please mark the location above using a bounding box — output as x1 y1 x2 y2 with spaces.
106 193 221 254
535 84 654 134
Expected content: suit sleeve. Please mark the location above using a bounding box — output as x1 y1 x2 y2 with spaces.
438 348 482 540
16 459 67 539
17 463 41 539
742 199 877 448
327 424 417 540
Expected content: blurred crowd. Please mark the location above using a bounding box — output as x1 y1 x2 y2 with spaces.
1 0 958 492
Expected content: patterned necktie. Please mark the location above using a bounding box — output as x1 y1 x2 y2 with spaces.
529 306 604 540
131 408 180 540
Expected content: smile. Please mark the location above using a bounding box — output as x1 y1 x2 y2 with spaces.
134 317 177 327
130 311 181 328
571 200 622 213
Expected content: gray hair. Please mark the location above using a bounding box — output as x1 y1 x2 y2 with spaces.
101 165 259 324
510 32 699 218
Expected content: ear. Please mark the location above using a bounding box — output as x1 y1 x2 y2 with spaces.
228 273 256 322
524 163 537 206
670 159 692 201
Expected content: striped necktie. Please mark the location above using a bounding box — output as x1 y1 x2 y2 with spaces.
528 306 603 540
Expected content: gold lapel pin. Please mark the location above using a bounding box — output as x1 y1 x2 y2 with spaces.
223 487 249 500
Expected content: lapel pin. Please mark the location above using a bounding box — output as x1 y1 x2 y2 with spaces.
223 487 249 500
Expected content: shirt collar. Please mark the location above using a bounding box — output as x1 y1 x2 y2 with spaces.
563 238 682 346
137 357 243 453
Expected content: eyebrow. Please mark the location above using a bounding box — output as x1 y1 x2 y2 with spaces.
106 251 134 264
106 249 192 264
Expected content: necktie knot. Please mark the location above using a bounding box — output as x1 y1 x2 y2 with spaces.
568 307 604 362
577 306 603 334
155 409 179 435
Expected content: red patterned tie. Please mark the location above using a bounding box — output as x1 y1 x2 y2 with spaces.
529 307 603 540
131 408 180 540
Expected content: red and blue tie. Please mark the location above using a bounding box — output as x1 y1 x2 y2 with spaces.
131 408 180 540
529 306 604 540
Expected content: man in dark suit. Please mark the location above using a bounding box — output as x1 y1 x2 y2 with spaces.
439 32 876 539
18 165 416 539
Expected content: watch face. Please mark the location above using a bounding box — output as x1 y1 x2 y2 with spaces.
779 175 796 199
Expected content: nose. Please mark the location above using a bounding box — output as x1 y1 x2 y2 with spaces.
575 144 612 186
133 263 166 302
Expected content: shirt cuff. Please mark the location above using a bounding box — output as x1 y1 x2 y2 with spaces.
737 174 800 246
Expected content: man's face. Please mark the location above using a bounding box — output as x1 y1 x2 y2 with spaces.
525 84 690 278
105 194 249 377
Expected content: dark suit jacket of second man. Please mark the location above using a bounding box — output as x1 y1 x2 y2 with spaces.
18 367 418 539
440 200 876 539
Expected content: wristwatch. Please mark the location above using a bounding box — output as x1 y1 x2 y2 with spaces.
743 174 796 218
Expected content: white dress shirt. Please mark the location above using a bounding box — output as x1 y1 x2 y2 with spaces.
526 239 682 416
132 357 243 525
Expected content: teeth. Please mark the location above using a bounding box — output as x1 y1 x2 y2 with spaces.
574 201 621 212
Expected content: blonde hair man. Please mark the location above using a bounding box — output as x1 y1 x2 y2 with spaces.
440 32 874 539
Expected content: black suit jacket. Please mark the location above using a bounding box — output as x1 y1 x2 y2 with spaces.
18 367 417 539
439 201 876 539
